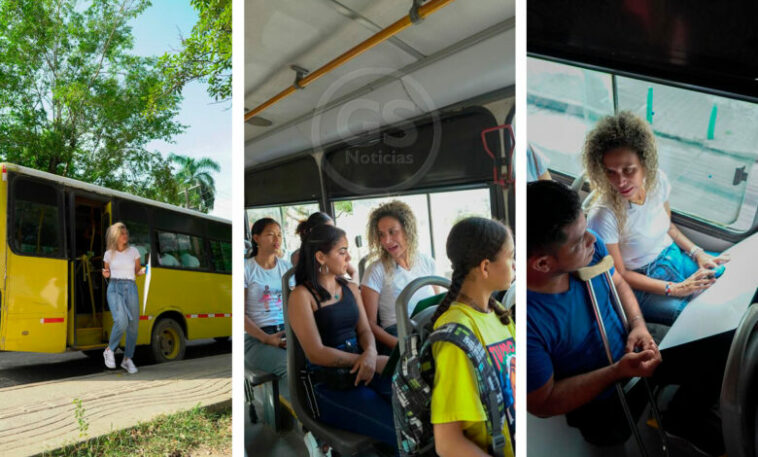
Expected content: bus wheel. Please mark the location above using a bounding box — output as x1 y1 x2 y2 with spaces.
150 318 186 362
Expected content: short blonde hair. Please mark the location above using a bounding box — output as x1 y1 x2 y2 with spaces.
367 200 419 273
105 222 129 253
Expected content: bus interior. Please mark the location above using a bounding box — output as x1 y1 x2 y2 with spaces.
245 0 514 455
528 1 758 456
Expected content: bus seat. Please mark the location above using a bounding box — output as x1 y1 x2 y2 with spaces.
135 245 148 264
180 252 200 267
358 255 369 283
160 253 180 266
395 276 451 356
720 303 758 457
244 366 281 430
280 268 376 456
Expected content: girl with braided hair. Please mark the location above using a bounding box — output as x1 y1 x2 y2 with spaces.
430 217 515 457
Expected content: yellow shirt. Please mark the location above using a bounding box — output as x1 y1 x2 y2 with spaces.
430 302 516 456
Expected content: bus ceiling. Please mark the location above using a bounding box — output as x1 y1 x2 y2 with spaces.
527 1 758 102
244 0 515 169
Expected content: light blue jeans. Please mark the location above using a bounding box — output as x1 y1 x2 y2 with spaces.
107 279 139 359
633 243 719 326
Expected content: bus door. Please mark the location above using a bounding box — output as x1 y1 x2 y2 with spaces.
1 175 68 353
66 190 111 349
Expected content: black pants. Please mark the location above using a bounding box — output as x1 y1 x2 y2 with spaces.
566 331 734 446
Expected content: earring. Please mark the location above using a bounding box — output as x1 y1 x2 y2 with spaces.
318 263 330 274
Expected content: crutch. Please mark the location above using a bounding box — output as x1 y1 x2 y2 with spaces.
576 255 670 457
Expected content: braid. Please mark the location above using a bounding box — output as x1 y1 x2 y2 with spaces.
489 297 511 326
432 267 466 325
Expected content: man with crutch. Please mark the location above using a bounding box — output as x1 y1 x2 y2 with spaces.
526 181 728 456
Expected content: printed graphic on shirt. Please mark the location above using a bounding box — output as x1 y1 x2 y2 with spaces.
488 337 516 437
258 284 282 313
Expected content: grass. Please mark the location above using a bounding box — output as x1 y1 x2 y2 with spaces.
43 405 231 457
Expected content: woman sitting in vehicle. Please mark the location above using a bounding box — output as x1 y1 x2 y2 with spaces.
361 201 438 354
290 211 357 280
288 224 396 448
431 217 515 457
244 217 291 399
584 111 729 326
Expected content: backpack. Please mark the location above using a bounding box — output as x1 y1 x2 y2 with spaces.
392 322 507 457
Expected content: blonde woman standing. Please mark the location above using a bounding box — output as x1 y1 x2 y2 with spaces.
102 222 145 374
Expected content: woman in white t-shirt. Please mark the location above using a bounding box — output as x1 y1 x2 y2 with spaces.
102 222 145 374
244 217 292 399
361 201 439 354
584 112 729 325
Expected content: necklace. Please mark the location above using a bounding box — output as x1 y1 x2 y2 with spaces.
326 283 340 301
458 292 489 313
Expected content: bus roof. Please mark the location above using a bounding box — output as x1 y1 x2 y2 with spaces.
3 163 231 225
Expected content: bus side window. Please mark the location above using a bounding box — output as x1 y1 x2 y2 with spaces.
12 179 62 257
210 240 231 274
157 230 208 270
123 219 150 266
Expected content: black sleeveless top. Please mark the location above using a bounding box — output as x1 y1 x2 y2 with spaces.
307 283 359 348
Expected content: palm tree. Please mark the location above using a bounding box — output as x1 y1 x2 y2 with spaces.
169 153 221 212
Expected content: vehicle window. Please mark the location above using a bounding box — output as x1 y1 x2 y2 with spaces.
157 231 208 270
616 77 758 229
332 194 433 277
12 179 62 257
527 57 614 178
247 202 320 256
123 220 150 266
210 240 232 274
528 56 758 232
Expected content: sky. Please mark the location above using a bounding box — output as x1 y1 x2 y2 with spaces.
128 1 232 220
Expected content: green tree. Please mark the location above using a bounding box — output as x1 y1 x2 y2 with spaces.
0 0 185 204
158 0 231 101
169 153 220 213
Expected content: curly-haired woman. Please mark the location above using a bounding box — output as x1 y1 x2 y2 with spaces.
583 111 728 325
360 200 439 353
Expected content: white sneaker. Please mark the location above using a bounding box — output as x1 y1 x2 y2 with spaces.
303 432 326 457
121 358 138 374
103 348 116 369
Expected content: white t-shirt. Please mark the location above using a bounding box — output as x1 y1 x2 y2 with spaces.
104 246 141 280
244 257 292 328
361 252 437 329
587 169 673 270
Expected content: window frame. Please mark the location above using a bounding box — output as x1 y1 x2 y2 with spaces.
154 229 211 272
528 54 758 241
8 175 66 259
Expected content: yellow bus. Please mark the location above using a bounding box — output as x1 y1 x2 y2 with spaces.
0 163 231 362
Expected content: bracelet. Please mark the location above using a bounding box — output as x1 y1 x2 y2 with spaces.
688 245 703 259
664 282 673 296
629 314 644 325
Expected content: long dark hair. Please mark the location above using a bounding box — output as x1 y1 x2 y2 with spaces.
250 218 280 257
296 212 333 243
432 217 512 326
295 224 348 302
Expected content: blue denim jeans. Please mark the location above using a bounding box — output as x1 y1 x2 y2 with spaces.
312 373 396 449
107 279 139 359
633 243 718 325
244 331 289 400
309 337 397 449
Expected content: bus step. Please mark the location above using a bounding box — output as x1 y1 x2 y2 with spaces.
76 327 104 346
